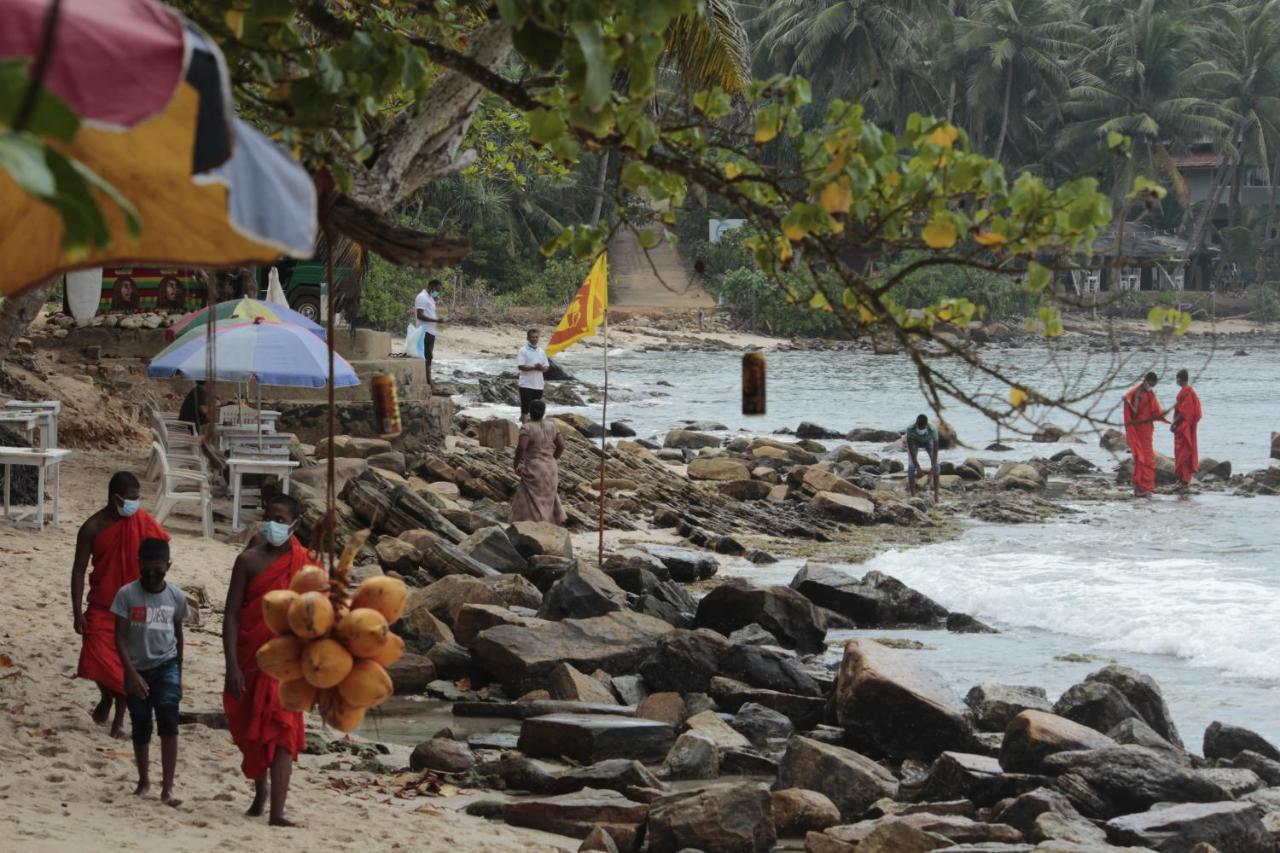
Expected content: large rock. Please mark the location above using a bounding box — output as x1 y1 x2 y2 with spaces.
316 435 392 459
452 604 547 648
549 662 619 705
538 566 627 620
797 422 844 440
386 652 437 694
772 788 841 836
810 491 876 524
777 736 898 821
815 814 1023 848
802 466 874 500
695 582 827 654
502 789 648 850
915 751 1048 808
1106 801 1270 852
555 759 665 796
709 677 827 729
1108 717 1184 763
663 732 719 780
664 429 721 450
1053 681 1144 736
721 643 823 696
688 457 751 481
405 575 511 627
636 692 689 728
507 521 573 559
375 536 422 574
685 709 752 751
731 702 795 748
718 479 775 501
1000 710 1118 773
1043 746 1232 818
965 684 1052 732
647 782 775 853
639 628 730 694
410 737 475 773
1204 721 1280 762
473 610 675 693
1231 750 1280 786
458 526 527 574
640 544 719 582
477 418 519 449
790 565 948 628
834 821 948 852
518 714 674 764
833 639 973 760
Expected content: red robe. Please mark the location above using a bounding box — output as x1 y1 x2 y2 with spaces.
77 511 170 694
223 538 309 779
1173 385 1203 484
1123 383 1166 493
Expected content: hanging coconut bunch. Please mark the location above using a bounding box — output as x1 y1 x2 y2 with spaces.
254 529 406 732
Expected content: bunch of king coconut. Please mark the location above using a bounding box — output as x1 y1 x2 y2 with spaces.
254 531 406 732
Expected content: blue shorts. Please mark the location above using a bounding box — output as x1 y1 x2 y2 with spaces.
126 658 182 743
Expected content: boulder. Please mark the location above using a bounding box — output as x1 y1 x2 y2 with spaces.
685 709 753 751
790 565 948 628
797 422 844 440
398 529 497 578
731 702 795 748
995 787 1086 839
749 437 819 465
1043 745 1232 818
1000 710 1118 773
1272 431 1280 460
1100 429 1127 452
578 827 620 853
549 662 620 705
386 653 437 694
664 429 722 450
640 544 719 582
367 450 407 473
409 737 475 773
293 457 368 495
965 684 1052 732
1053 680 1144 736
1106 801 1270 852
473 610 675 694
637 692 689 728
1204 721 1280 762
945 613 997 634
426 641 476 680
639 628 730 694
552 412 605 438
506 521 573 559
688 456 751 481
847 427 903 443
728 624 780 647
538 566 628 620
1197 766 1266 798
477 418 520 449
720 643 823 696
1081 666 1184 751
802 466 875 500
453 603 547 648
375 536 422 574
406 576 513 628
1108 717 1184 763
996 461 1045 489
810 491 876 524
833 639 973 760
611 675 648 707
609 421 636 438
777 736 898 821
556 759 665 796
647 782 776 853
398 603 456 649
709 677 826 730
518 714 675 764
718 479 775 501
663 732 719 780
915 751 1048 808
1231 750 1280 786
772 788 841 837
832 821 948 852
694 582 827 654
316 435 392 459
502 789 649 850
458 526 527 574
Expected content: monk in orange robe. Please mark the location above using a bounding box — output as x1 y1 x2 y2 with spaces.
1171 368 1203 487
72 471 170 738
1123 371 1168 497
223 493 311 826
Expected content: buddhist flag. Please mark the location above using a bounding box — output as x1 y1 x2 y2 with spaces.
546 253 608 356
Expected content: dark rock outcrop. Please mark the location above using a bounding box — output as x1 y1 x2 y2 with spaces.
790 565 948 628
776 736 898 821
647 782 776 853
695 581 827 654
999 710 1118 773
517 714 675 764
1204 721 1280 763
965 684 1052 732
1106 801 1271 852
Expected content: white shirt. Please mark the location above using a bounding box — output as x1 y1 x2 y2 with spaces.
414 289 438 335
517 343 549 390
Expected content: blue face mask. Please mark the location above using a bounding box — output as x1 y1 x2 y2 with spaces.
260 520 294 547
116 496 141 517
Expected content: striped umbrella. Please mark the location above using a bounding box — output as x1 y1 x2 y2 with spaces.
148 317 358 387
164 297 325 342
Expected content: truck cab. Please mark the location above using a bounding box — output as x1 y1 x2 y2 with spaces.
256 259 355 321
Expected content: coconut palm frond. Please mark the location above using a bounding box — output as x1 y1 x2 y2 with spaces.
665 0 752 95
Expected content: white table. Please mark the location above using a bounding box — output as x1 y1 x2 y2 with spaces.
3 401 60 449
0 447 71 530
0 412 40 446
227 456 299 532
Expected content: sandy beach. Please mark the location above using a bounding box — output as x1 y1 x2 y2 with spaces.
0 447 573 853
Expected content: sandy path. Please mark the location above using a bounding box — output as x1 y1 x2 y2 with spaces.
0 448 571 853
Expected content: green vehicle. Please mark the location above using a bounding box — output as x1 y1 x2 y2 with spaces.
255 258 357 321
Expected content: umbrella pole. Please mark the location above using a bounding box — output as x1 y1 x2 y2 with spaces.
598 310 608 569
257 377 262 449
205 273 216 439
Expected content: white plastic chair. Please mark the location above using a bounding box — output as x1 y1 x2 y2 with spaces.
145 437 205 482
152 446 213 538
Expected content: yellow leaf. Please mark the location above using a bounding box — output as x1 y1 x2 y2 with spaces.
922 216 957 249
974 229 1007 247
819 177 853 215
225 8 245 38
783 223 807 242
724 162 742 179
857 305 878 324
1009 386 1029 409
883 172 901 189
777 238 793 262
928 124 960 148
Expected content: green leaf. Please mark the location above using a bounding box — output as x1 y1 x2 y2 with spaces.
513 21 563 69
0 59 80 142
754 104 782 144
692 88 731 119
637 228 659 249
809 291 833 312
1026 261 1051 293
526 108 567 144
0 133 56 197
570 21 612 111
1147 306 1166 330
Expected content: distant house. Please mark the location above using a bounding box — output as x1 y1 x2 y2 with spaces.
1065 224 1196 294
1173 143 1275 219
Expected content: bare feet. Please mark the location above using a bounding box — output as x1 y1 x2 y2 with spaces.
110 724 128 740
134 780 150 797
246 795 267 817
161 789 182 808
90 698 111 726
268 815 298 828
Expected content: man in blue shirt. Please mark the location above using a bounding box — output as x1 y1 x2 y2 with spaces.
906 414 940 502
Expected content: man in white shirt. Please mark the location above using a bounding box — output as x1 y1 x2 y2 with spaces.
414 279 444 385
516 328 550 422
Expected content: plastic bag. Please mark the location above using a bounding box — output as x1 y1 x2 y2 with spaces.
405 322 425 358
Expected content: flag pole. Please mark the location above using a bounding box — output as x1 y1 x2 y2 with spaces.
598 308 608 568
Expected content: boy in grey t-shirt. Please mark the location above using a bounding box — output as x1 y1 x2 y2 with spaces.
111 538 187 806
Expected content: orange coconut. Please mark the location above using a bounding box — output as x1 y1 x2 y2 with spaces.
287 591 335 640
336 607 389 658
337 659 393 708
320 689 366 733
255 635 305 681
302 638 353 688
367 632 405 667
289 564 329 595
262 589 299 635
349 576 408 624
278 678 319 712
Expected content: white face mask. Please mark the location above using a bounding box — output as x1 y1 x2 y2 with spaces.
115 495 141 517
260 520 294 546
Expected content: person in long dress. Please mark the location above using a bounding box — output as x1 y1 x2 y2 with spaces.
1171 368 1203 489
510 399 567 525
1124 371 1167 497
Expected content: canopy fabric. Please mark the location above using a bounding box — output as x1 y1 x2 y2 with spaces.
165 298 325 342
148 318 359 388
0 0 186 129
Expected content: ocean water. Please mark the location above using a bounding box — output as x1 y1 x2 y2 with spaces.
445 341 1280 746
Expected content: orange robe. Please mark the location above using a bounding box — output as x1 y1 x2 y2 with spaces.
1123 383 1166 493
1173 386 1203 485
223 538 309 779
77 511 170 694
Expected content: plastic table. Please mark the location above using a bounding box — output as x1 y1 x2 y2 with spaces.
0 447 71 530
227 455 299 532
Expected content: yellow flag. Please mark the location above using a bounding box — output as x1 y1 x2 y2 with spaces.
546 254 608 357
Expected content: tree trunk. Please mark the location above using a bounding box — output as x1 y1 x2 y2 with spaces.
589 152 611 227
1254 147 1280 281
0 277 56 363
993 64 1013 163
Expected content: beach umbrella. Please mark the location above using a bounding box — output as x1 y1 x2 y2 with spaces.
0 0 318 296
148 317 358 388
164 297 325 342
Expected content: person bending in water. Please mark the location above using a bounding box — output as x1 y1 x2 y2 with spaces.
72 471 170 739
906 414 940 503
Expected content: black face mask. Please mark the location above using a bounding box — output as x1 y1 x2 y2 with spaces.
141 570 166 592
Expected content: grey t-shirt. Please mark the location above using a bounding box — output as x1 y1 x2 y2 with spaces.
110 581 188 671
